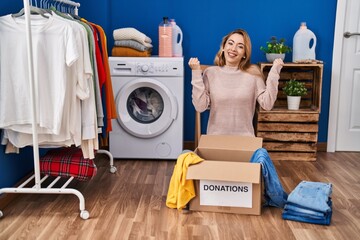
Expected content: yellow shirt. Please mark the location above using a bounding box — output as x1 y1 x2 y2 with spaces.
166 151 204 210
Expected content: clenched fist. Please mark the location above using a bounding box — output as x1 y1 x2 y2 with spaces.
271 58 284 74
188 57 201 70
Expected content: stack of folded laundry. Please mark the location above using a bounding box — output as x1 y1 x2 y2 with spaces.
282 181 333 225
112 27 153 57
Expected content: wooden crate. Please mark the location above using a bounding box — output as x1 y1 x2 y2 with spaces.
255 63 323 161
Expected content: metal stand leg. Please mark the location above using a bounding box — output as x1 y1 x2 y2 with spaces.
97 149 117 173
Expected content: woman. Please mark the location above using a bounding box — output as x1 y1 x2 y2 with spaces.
188 29 284 136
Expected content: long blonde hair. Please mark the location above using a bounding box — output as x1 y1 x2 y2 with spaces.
214 29 263 77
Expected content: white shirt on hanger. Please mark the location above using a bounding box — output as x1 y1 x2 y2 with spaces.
0 14 79 135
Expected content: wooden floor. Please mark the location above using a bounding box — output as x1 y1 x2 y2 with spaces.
0 151 359 240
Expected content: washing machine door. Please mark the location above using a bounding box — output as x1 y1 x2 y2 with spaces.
116 77 178 138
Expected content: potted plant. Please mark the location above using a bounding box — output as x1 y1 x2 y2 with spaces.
282 79 307 110
260 36 292 62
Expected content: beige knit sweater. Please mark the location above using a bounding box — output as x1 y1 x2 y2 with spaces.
191 65 281 136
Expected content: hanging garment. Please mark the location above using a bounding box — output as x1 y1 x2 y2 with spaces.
91 21 117 136
91 24 106 87
0 12 109 159
0 14 79 135
1 13 94 150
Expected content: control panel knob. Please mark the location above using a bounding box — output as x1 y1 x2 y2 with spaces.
141 64 149 72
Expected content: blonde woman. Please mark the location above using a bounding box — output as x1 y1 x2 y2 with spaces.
189 29 284 136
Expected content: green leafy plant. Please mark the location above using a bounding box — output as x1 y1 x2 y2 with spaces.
282 79 307 96
260 36 292 54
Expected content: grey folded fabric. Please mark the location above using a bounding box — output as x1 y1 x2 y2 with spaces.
114 40 153 52
113 27 152 47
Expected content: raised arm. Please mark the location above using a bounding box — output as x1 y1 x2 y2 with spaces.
257 58 284 110
188 57 210 112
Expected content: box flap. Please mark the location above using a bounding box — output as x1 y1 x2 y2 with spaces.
198 135 262 151
186 161 261 183
196 135 263 162
196 148 255 162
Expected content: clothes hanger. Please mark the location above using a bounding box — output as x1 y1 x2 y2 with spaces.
12 3 50 19
16 0 49 17
39 0 53 15
43 0 50 9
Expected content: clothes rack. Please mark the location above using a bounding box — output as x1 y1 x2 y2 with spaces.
54 0 80 15
0 0 116 220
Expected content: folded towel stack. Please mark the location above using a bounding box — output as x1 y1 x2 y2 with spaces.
282 181 333 225
112 27 153 57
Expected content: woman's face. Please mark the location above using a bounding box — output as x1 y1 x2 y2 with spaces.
223 33 246 67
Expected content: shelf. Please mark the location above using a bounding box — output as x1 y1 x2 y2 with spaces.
259 106 320 113
258 62 324 67
255 63 323 161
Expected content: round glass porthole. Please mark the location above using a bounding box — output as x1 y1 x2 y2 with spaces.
127 87 164 124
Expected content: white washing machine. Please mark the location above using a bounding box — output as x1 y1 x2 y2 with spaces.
109 57 184 159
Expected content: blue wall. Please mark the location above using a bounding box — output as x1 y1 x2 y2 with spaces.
77 0 337 143
0 0 337 188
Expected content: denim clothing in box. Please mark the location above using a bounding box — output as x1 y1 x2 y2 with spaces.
282 199 333 225
287 181 332 213
250 148 288 208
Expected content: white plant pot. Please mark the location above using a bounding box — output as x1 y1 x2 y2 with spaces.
266 53 285 62
287 96 301 110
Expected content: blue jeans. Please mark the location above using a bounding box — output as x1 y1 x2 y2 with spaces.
284 202 328 218
287 181 332 213
282 199 332 225
250 148 288 208
282 210 332 225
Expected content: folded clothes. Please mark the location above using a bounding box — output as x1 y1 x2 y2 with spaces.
287 181 332 213
282 199 333 225
112 46 151 57
113 27 152 47
284 202 329 218
282 181 333 225
282 209 332 225
114 39 153 52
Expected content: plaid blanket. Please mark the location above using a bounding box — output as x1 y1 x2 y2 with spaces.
40 147 97 181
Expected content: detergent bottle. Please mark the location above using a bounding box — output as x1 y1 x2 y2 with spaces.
292 22 317 62
170 19 183 57
158 17 173 57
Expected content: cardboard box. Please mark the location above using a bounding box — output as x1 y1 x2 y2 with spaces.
186 135 263 215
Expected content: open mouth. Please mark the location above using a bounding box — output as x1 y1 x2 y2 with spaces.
227 51 238 58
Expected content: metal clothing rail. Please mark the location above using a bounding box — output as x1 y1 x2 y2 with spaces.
54 0 80 7
54 0 80 15
0 0 116 220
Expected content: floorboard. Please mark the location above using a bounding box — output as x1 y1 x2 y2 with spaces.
0 151 359 240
